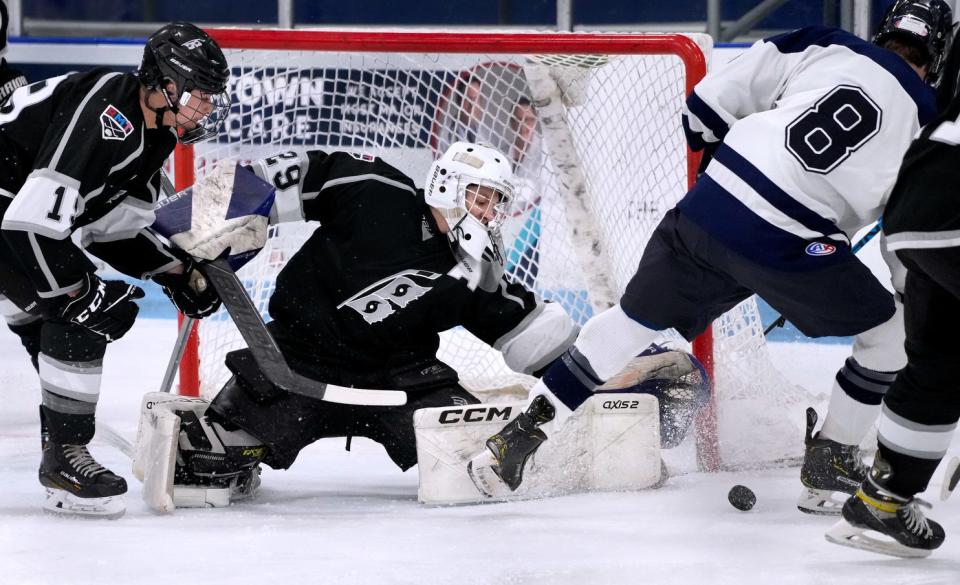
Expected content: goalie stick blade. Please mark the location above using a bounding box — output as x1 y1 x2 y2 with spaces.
198 259 405 406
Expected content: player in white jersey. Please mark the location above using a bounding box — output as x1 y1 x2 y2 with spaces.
464 0 953 500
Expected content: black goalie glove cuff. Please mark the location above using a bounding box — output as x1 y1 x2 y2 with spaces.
153 260 222 319
58 273 145 342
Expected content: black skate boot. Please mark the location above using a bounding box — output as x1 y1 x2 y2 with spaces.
39 442 127 518
825 456 945 558
173 410 265 507
467 394 555 497
797 407 868 515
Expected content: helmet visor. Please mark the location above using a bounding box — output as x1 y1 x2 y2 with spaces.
178 88 231 144
464 180 514 230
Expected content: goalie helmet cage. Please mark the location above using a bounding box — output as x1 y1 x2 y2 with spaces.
173 29 818 473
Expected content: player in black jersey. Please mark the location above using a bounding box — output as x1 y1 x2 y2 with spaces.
160 141 589 504
825 76 960 559
0 22 229 517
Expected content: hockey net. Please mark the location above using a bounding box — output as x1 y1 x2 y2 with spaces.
174 30 818 472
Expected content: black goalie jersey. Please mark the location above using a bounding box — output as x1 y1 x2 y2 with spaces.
0 68 181 300
248 150 577 383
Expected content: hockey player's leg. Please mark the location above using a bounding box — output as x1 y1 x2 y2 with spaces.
799 299 905 515
37 320 126 518
468 304 660 496
826 263 959 557
792 239 907 514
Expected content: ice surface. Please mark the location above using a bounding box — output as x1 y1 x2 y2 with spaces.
1 319 958 585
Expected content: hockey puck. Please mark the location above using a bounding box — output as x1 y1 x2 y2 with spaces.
728 485 756 511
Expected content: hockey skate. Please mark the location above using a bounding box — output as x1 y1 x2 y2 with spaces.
39 442 127 519
797 407 868 515
467 394 554 498
825 456 945 558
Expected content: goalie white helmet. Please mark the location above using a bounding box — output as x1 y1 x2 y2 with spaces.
425 141 516 260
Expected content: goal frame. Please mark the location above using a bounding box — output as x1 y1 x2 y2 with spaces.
171 28 719 468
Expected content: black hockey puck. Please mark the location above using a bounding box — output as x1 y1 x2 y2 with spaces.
728 485 756 511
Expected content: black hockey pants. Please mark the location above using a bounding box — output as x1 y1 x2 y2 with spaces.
880 247 960 496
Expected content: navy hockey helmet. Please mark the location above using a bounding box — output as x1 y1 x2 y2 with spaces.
874 0 954 86
139 22 231 144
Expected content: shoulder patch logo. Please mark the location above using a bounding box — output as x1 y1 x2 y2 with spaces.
101 105 134 141
337 269 442 324
805 242 837 256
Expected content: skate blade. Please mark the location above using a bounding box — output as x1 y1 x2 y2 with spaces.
42 488 125 520
797 487 846 516
940 456 959 502
825 518 932 559
466 451 510 499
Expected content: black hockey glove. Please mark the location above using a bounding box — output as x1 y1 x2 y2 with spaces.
153 259 222 319
58 273 145 342
0 60 27 105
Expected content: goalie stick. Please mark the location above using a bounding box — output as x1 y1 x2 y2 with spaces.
763 221 883 335
198 258 407 406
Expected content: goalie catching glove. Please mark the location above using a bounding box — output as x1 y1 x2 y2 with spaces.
152 258 222 318
57 273 144 342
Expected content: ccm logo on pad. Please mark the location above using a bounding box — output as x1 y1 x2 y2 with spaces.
438 406 513 424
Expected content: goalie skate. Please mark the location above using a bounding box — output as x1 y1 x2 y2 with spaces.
797 408 867 515
40 442 126 519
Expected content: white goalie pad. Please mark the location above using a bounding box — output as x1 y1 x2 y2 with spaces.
414 393 661 505
132 392 211 513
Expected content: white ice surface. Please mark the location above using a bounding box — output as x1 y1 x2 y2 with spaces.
1 319 958 585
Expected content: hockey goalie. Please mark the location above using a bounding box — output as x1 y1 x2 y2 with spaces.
134 141 710 510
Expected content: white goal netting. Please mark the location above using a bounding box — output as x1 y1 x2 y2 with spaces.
177 31 820 471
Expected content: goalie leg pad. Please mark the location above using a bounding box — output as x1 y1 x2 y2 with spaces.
415 393 661 505
133 392 265 512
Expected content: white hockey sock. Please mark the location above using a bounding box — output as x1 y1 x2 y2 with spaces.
819 380 883 445
533 304 660 436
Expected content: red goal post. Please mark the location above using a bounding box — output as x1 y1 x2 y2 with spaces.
174 29 808 468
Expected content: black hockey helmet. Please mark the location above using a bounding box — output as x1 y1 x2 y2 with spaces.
874 0 954 86
139 22 231 144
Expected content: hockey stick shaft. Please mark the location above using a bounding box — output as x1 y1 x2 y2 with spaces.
95 421 135 458
941 456 959 501
198 258 406 406
159 316 196 394
763 221 883 336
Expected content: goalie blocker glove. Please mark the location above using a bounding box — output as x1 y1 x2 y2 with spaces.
153 259 222 318
57 273 144 342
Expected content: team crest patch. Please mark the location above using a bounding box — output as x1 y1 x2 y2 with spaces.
101 105 134 141
805 242 837 256
338 269 442 324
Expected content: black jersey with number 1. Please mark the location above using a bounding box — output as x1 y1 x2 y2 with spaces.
0 68 182 299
